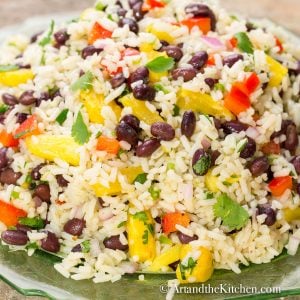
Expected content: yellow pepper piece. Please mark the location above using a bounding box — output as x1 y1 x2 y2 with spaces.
80 91 121 124
284 208 300 222
148 244 181 272
146 24 175 44
120 94 163 125
266 55 288 87
176 245 213 283
205 169 219 193
139 43 155 52
92 166 143 196
25 135 80 166
0 69 34 87
177 89 234 119
127 211 156 262
225 175 239 184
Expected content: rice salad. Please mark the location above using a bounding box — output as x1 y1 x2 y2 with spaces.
0 0 300 285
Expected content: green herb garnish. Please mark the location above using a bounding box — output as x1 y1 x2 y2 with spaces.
18 217 45 230
39 20 55 47
0 104 9 114
172 104 180 116
71 71 94 92
234 32 254 54
11 191 20 199
56 109 69 125
81 240 91 253
95 1 106 10
154 83 168 94
71 111 91 145
133 173 147 184
148 185 161 200
117 221 127 228
193 155 211 176
159 235 172 244
146 56 175 73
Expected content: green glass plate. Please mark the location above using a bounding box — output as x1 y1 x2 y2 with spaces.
1 14 300 300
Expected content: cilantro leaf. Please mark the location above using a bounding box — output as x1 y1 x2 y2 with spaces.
237 138 248 153
95 1 106 10
11 191 20 199
56 109 69 125
192 154 211 176
71 111 91 145
154 83 168 94
0 65 19 73
26 242 38 250
214 82 225 92
117 221 126 228
142 229 149 244
234 32 254 54
172 104 180 116
71 71 94 92
148 185 161 200
133 173 147 184
133 211 148 223
81 240 90 253
213 193 249 230
18 216 45 229
159 235 172 244
146 56 175 73
0 104 9 114
39 20 55 47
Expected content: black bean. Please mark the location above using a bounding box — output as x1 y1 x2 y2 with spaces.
116 122 139 146
1 230 28 246
169 260 180 271
98 197 105 207
284 124 298 152
128 67 149 85
33 196 43 208
120 114 140 132
18 90 37 106
223 54 243 68
81 46 103 59
171 67 197 82
64 218 85 236
103 235 128 251
154 216 161 224
31 163 46 181
41 231 60 253
71 244 82 252
204 78 218 89
211 150 221 166
54 29 70 47
249 156 269 177
181 111 196 138
246 22 256 32
118 18 139 34
177 232 198 244
297 183 300 196
128 0 142 8
0 168 21 185
16 113 28 124
16 224 32 233
132 2 145 21
0 148 8 170
271 120 294 139
34 184 51 203
117 7 127 17
133 84 156 101
188 51 208 70
136 138 161 157
161 45 183 62
184 3 216 30
192 149 211 176
240 137 256 159
222 120 248 134
2 93 18 106
160 40 170 48
291 156 300 174
213 118 222 130
151 122 175 141
257 204 276 226
110 73 126 89
56 174 69 187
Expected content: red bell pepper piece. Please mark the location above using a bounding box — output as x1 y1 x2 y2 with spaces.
162 212 190 235
0 131 19 147
96 136 120 155
122 48 140 57
14 115 40 139
142 0 165 11
261 141 281 155
224 84 251 116
88 22 112 45
275 37 283 53
181 17 211 34
244 72 260 94
268 176 293 197
0 200 27 227
229 37 238 48
206 54 215 66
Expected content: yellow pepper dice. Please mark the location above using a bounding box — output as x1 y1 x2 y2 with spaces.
205 169 219 193
146 24 175 44
127 211 156 262
176 245 214 283
120 94 163 125
92 166 143 196
266 55 288 87
80 91 121 124
284 208 300 222
177 89 234 119
25 135 81 166
0 69 34 87
148 244 181 272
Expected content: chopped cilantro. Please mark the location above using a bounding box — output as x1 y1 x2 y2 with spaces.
148 185 161 200
146 56 175 73
234 32 254 54
237 138 248 153
117 221 126 228
11 191 20 199
142 229 149 244
214 82 225 92
18 216 45 230
173 104 180 116
133 211 148 223
26 242 38 250
213 193 249 230
0 104 9 114
179 257 197 280
81 240 90 253
133 173 147 184
159 235 172 244
71 71 94 92
205 192 214 199
71 111 91 145
95 1 106 10
56 109 69 125
154 83 168 94
39 20 55 47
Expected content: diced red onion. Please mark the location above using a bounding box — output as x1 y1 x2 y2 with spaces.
246 127 259 139
201 138 211 150
201 36 225 50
